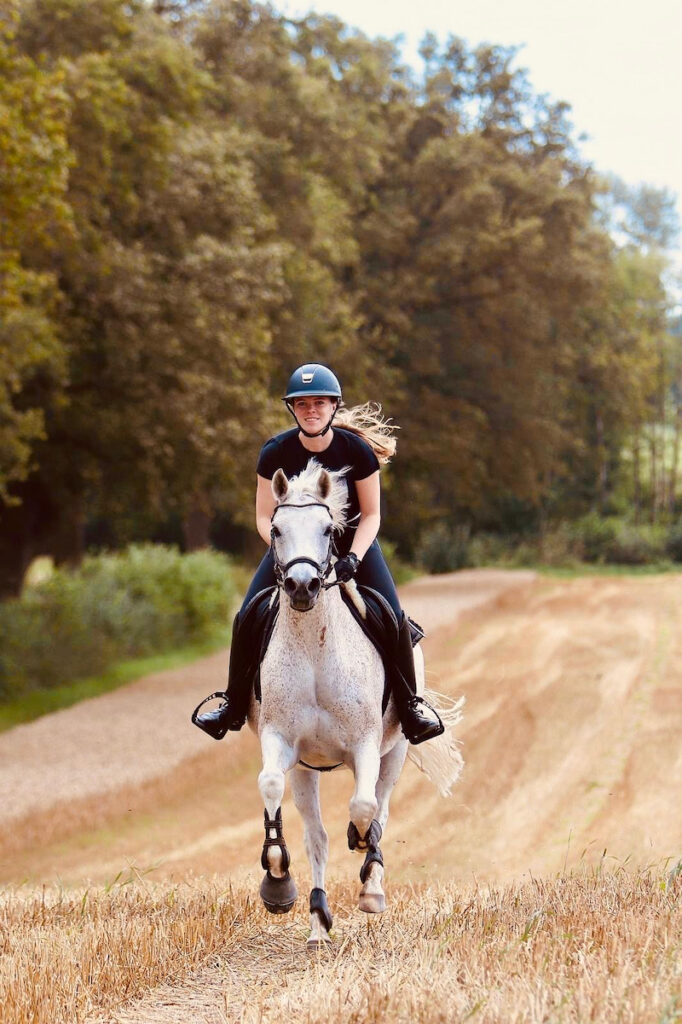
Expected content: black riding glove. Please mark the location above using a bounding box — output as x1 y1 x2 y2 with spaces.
335 552 360 583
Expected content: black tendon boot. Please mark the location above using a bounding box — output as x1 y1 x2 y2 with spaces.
394 614 444 745
191 612 253 739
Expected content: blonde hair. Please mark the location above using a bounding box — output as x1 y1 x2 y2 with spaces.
333 401 398 464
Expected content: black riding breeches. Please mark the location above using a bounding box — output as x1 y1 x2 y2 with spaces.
240 539 402 621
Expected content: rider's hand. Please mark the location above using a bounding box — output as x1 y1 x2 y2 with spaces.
335 553 360 583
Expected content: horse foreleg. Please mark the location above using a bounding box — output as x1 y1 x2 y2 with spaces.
349 741 380 840
346 741 385 913
290 768 333 949
258 729 297 914
358 738 408 914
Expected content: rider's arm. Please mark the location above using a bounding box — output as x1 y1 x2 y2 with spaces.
256 474 276 546
349 471 381 561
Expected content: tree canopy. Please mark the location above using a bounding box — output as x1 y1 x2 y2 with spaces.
0 0 678 590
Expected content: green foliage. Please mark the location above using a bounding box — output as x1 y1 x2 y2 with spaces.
569 514 620 563
378 539 418 586
465 518 670 569
569 516 665 566
0 629 230 732
665 521 682 562
417 523 471 574
605 524 665 566
0 0 679 587
0 546 236 699
0 5 71 498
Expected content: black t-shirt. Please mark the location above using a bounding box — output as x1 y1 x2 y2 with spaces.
257 427 380 554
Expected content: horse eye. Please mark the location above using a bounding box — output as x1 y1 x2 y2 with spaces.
271 525 281 539
323 525 333 537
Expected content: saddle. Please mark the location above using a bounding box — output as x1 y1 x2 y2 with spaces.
240 583 424 715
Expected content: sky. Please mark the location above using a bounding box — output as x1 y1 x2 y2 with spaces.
279 0 682 247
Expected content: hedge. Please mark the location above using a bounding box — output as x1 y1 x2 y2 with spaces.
0 545 237 700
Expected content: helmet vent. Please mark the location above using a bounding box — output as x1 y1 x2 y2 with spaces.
302 373 314 383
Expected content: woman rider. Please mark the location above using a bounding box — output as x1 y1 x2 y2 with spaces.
194 363 443 745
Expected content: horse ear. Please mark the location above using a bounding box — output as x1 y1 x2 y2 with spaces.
272 469 289 501
317 469 332 501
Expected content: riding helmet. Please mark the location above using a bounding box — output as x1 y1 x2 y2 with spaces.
283 364 342 403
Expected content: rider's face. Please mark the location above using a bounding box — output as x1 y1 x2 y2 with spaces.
292 396 336 432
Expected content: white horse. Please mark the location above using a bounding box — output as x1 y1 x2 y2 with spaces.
250 460 463 949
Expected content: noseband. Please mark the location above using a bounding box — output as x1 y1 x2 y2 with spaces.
270 501 340 591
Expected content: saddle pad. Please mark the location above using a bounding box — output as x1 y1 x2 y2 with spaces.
246 584 423 717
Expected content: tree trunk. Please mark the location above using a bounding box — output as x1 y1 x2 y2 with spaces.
595 410 607 515
51 493 86 568
633 425 641 525
0 524 33 598
649 427 657 524
182 496 211 551
0 482 85 597
670 405 682 518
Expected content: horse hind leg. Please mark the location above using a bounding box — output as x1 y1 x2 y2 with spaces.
258 731 297 914
348 817 385 913
355 739 408 914
290 768 333 949
359 847 385 914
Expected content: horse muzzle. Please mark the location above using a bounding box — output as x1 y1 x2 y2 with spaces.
283 573 321 611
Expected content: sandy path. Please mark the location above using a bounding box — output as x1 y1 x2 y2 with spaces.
3 568 682 894
0 569 531 853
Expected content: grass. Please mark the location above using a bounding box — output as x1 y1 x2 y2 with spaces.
2 868 682 1024
0 626 231 734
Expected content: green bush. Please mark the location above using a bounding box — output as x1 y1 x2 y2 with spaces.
0 546 236 700
569 513 619 563
379 539 418 586
607 524 666 565
417 523 471 574
666 521 682 562
467 532 514 567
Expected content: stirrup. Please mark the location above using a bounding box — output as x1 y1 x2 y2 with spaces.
401 696 444 746
191 692 245 740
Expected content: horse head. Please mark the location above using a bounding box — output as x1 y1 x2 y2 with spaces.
270 465 336 612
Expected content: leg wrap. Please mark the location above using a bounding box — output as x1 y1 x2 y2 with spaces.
261 807 291 873
309 888 333 932
347 818 383 852
360 846 384 884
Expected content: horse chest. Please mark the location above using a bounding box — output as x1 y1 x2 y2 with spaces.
261 621 383 726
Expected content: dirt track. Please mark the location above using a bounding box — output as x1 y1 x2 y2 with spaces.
2 568 682 890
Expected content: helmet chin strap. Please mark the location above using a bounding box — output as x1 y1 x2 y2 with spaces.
287 401 339 439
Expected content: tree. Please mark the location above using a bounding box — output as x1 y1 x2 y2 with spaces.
0 3 71 502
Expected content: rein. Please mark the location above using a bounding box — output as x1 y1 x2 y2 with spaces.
270 501 340 591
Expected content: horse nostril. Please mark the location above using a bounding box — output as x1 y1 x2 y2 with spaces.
307 577 321 596
283 577 297 596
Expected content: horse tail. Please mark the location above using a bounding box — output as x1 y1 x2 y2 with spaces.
407 690 465 798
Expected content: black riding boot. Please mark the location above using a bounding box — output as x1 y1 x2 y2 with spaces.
191 612 254 739
394 614 444 746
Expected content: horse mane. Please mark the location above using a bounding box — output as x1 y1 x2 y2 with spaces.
280 459 349 532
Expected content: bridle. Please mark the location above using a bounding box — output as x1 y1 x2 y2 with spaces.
270 501 340 591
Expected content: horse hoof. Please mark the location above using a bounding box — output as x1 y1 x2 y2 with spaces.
260 871 297 914
306 937 332 952
358 892 386 914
